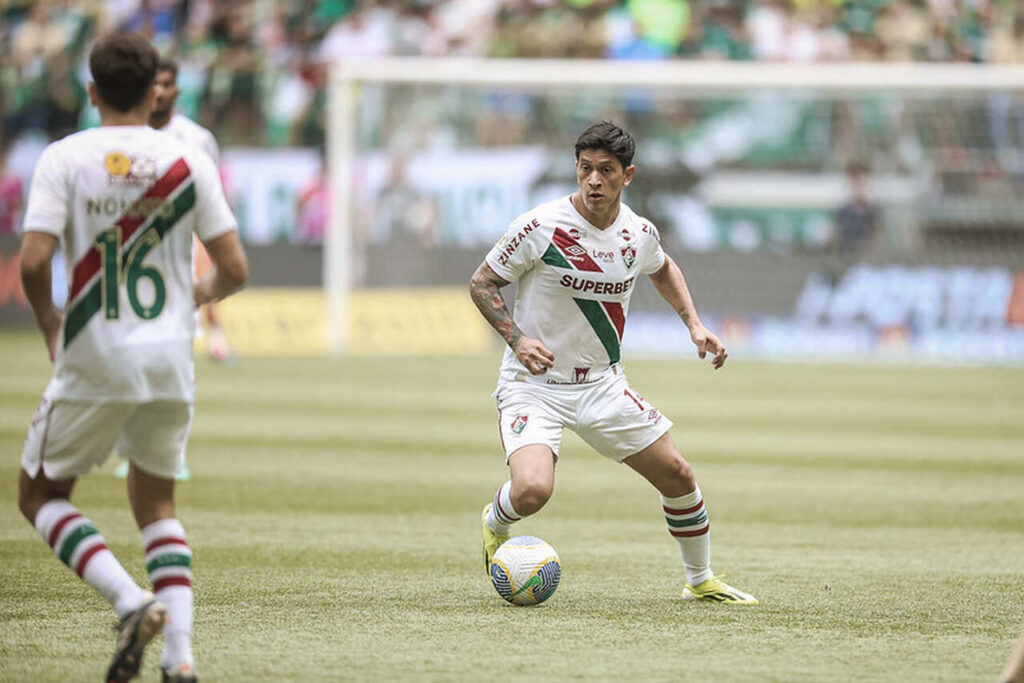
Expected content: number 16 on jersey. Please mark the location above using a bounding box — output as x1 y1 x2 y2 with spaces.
94 226 166 321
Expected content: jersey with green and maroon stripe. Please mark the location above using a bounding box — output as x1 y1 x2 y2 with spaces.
486 195 665 386
22 125 236 402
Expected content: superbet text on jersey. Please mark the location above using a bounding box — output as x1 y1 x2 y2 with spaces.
486 195 665 386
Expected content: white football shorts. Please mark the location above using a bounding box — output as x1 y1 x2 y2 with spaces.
21 394 193 480
494 371 672 463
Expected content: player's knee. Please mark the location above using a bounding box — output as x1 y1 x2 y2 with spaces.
511 479 553 516
662 456 697 497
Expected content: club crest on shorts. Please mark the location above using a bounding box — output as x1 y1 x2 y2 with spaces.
573 367 590 383
621 245 636 269
511 414 529 435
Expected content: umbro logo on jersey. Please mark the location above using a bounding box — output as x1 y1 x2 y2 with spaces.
564 244 586 257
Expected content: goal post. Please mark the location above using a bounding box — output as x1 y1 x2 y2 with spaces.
326 58 1024 360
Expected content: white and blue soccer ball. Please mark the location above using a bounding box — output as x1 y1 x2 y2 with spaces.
489 536 561 606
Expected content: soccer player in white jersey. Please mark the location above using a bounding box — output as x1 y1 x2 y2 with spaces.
471 121 757 605
17 34 248 682
149 57 235 365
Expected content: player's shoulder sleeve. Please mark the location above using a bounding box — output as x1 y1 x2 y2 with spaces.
22 139 70 237
186 149 236 243
484 209 547 282
197 125 220 164
635 215 667 275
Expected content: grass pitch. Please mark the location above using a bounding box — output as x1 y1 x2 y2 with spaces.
1 329 1023 681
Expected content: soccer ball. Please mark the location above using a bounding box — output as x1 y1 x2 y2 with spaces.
489 536 561 606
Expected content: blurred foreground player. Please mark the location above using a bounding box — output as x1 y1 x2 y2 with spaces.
18 33 248 682
149 57 235 365
471 121 756 604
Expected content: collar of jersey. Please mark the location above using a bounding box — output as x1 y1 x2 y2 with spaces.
564 194 625 235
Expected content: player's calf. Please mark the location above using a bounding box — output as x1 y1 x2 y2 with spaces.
31 498 149 618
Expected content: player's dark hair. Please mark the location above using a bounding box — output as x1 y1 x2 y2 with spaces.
89 33 159 112
157 57 179 79
574 121 635 170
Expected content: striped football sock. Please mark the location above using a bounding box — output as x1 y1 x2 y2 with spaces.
33 499 146 618
141 518 194 669
487 481 522 534
661 486 713 587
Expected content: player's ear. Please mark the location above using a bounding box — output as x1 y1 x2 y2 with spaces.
623 164 636 186
87 82 99 107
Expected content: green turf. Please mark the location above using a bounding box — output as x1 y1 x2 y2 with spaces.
1 328 1023 681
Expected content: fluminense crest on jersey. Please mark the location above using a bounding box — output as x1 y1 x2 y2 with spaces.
621 245 636 268
511 414 528 435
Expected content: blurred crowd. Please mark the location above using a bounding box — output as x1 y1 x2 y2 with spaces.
2 0 1024 250
2 0 1024 150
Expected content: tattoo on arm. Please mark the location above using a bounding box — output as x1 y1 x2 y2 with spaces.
470 265 523 349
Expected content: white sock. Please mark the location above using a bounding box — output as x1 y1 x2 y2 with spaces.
486 481 522 534
661 487 713 587
141 518 194 669
34 499 146 618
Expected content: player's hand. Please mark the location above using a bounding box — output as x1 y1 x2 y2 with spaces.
39 305 61 363
691 324 727 370
514 337 555 375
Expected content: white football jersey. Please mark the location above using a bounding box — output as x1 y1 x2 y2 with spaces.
22 125 236 402
486 195 666 385
158 112 219 163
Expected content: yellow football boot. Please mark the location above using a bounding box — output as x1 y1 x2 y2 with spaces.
681 575 758 605
481 503 510 573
